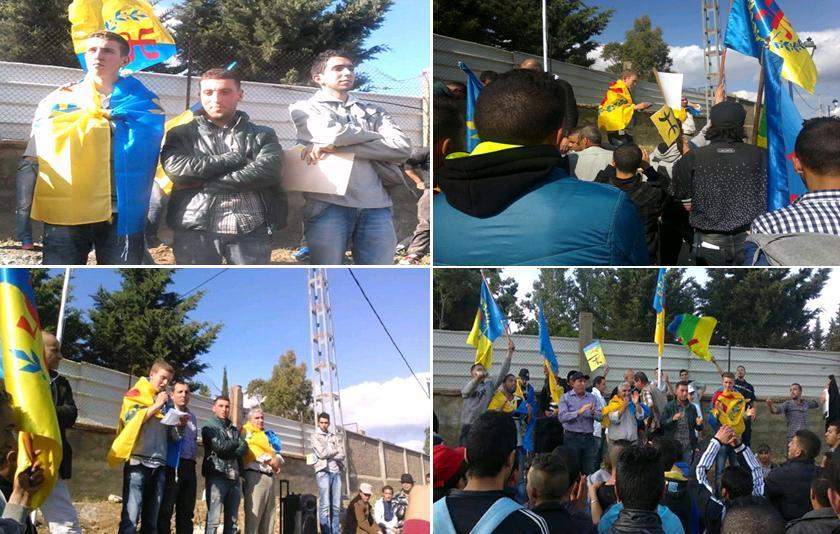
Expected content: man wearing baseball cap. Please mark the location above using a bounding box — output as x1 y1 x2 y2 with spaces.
393 473 414 523
673 95 768 265
558 371 602 475
343 483 379 533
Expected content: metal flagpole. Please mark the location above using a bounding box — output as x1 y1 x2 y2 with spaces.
542 0 548 71
56 268 71 342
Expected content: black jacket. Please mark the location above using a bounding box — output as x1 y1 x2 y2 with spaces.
50 371 77 480
606 508 664 534
785 508 840 534
162 111 287 233
201 416 246 480
765 458 817 521
531 501 596 533
596 166 670 262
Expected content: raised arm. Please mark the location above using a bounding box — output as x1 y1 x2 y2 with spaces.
734 442 764 496
492 340 514 391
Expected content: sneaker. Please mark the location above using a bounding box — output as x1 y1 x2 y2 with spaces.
398 254 422 265
292 246 310 261
20 242 34 251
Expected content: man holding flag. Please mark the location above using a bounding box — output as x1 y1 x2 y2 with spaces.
597 69 652 147
23 30 164 265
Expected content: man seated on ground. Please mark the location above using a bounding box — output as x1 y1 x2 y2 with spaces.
527 451 596 533
595 145 670 263
433 411 549 533
690 425 765 534
765 429 821 522
785 467 840 533
343 483 379 534
747 117 840 265
434 68 648 266
597 443 685 533
566 126 613 182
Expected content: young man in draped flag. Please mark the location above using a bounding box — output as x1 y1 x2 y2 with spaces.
108 359 182 533
23 31 164 265
597 70 652 147
241 407 283 534
708 372 756 489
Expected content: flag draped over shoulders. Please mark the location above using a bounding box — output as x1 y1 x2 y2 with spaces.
107 375 158 466
598 79 634 131
31 75 165 235
0 269 62 509
712 390 747 435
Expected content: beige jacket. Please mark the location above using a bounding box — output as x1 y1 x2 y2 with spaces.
310 428 346 473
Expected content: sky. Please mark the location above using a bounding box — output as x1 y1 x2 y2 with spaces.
49 267 431 451
504 267 840 335
582 0 840 118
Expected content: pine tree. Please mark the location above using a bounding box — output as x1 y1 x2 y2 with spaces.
697 269 829 349
602 16 673 81
30 269 89 361
81 269 221 381
826 304 840 352
434 0 613 67
812 318 824 351
246 350 313 421
0 0 76 67
433 269 524 331
221 366 229 397
171 0 393 85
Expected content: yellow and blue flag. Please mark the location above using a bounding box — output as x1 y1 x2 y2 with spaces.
667 314 718 362
69 0 177 73
458 62 483 152
0 269 62 509
31 76 165 235
538 301 562 406
242 421 282 466
466 279 506 370
652 268 667 356
107 376 159 466
598 79 635 132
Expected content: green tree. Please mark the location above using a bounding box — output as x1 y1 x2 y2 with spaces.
602 16 673 81
29 269 89 361
812 318 824 351
246 350 313 421
81 269 221 381
171 0 392 85
826 305 840 352
196 383 212 396
696 269 829 349
0 0 75 67
424 426 430 455
221 366 229 397
433 269 524 331
434 0 612 67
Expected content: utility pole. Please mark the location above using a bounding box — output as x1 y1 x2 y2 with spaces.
701 0 722 113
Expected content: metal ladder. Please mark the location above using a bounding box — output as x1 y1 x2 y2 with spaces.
702 0 723 113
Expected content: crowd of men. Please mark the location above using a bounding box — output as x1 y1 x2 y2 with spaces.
15 31 430 266
432 60 840 266
433 343 840 533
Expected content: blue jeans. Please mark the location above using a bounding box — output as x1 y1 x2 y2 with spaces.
315 470 342 534
173 226 272 265
15 158 37 245
693 231 748 266
715 444 739 488
118 463 166 534
205 476 240 534
43 218 144 265
304 200 396 265
564 431 597 475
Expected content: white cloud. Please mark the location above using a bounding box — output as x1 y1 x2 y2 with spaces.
732 90 758 101
587 45 610 72
340 373 431 447
396 439 425 452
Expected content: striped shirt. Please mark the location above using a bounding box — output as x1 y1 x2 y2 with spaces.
776 398 820 440
751 190 840 235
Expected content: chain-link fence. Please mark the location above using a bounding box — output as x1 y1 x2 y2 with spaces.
434 328 839 464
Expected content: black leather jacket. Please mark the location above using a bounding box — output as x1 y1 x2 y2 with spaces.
606 508 665 534
161 111 287 232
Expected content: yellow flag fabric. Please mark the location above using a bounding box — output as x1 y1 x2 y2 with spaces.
31 81 113 226
602 395 627 429
467 311 494 370
583 341 607 372
673 107 688 123
651 105 683 146
154 109 196 194
0 270 63 509
242 421 275 466
487 389 519 413
598 79 635 131
544 361 563 406
107 376 159 467
712 390 746 436
69 0 177 73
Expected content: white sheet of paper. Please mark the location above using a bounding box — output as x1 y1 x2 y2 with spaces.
655 71 684 110
281 145 354 195
160 407 189 426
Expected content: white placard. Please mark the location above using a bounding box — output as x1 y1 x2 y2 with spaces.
656 71 684 110
281 145 354 195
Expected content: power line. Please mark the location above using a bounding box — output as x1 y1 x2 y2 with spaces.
347 269 430 399
179 269 229 298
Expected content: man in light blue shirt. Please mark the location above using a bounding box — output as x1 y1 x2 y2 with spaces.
559 371 602 475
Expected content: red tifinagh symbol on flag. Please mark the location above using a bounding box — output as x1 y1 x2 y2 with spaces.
16 315 36 339
119 28 161 62
125 389 141 398
609 87 625 95
755 2 791 39
687 338 699 347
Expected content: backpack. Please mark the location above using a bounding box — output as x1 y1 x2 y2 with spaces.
746 233 840 266
433 496 523 534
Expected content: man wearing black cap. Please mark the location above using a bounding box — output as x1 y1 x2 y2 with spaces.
393 473 413 523
672 92 767 265
558 371 602 475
